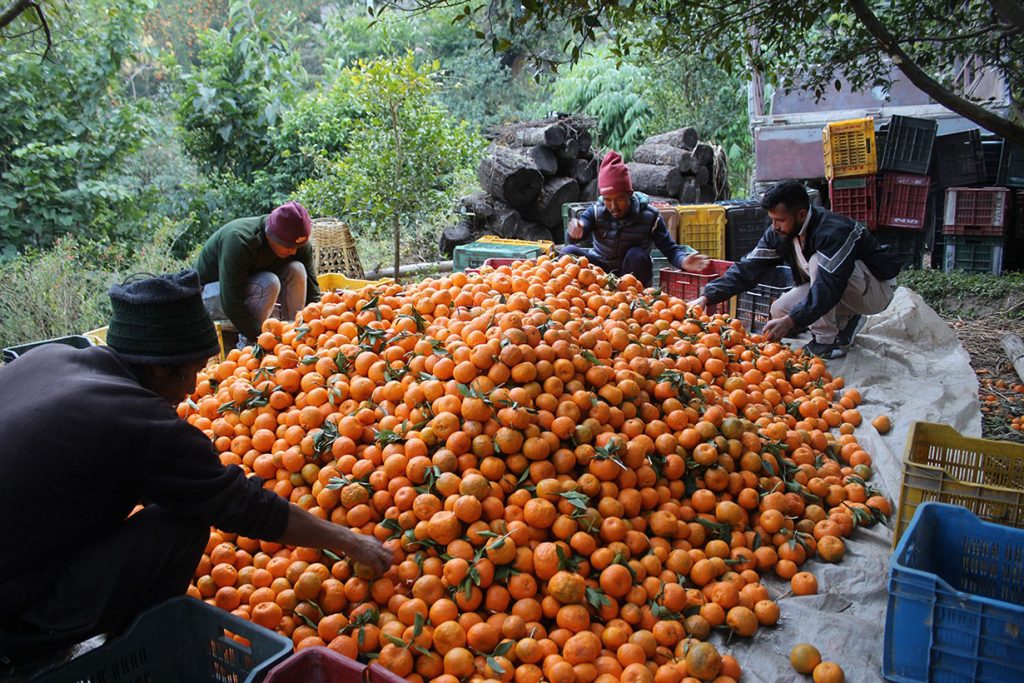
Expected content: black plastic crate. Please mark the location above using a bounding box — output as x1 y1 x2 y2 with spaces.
879 115 937 174
36 596 293 683
723 201 769 260
943 235 1005 275
933 129 986 187
982 138 1004 186
2 334 93 364
998 143 1024 188
872 227 925 270
734 266 794 334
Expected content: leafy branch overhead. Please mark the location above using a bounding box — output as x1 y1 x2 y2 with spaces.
385 0 1024 146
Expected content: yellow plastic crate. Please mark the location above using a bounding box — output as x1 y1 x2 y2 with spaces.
676 205 726 259
893 421 1024 548
317 273 395 291
83 326 108 345
477 235 555 254
823 117 877 179
84 323 226 363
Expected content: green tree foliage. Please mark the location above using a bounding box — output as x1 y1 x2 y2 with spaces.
640 54 753 195
397 0 1024 146
315 5 547 128
0 0 152 258
0 223 190 348
297 54 482 277
550 49 651 158
176 1 306 179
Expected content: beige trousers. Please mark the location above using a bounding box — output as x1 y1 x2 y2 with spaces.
770 254 896 344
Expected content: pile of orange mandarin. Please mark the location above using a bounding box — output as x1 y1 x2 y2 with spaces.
180 254 888 683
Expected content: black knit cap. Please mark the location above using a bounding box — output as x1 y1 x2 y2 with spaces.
107 269 221 365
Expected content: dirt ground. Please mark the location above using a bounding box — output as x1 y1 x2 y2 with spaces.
946 310 1024 443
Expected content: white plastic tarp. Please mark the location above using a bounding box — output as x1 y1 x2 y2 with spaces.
707 287 980 682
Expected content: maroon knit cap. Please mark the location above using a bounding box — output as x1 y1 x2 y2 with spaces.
598 151 633 196
266 202 311 247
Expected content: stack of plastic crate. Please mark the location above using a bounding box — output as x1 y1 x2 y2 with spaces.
942 187 1009 274
872 115 938 269
823 118 879 234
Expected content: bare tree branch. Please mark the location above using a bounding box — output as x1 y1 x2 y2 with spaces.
845 0 1024 146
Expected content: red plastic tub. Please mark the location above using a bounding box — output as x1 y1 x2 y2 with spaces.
263 646 366 683
659 259 734 314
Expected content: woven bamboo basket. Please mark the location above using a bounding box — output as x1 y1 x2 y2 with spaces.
311 218 364 279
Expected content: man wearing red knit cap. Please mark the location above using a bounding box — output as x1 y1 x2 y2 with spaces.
194 201 321 347
563 151 708 287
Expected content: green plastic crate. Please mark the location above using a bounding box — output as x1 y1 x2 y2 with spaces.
453 240 546 272
943 235 1004 275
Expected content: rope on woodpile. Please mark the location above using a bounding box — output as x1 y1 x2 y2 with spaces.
711 143 725 200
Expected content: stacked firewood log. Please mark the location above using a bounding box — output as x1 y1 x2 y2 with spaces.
440 115 597 255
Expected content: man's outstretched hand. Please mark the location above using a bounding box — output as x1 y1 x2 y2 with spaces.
682 253 709 272
762 315 796 342
567 219 583 240
337 529 393 578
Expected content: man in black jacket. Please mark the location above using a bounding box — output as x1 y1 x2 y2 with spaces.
694 180 901 358
0 270 391 676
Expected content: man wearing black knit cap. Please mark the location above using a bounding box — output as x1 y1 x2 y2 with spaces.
0 270 391 676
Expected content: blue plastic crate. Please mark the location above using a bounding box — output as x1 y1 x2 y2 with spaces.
884 503 1024 683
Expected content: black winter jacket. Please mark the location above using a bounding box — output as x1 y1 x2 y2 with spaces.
577 195 694 271
0 344 290 621
702 207 901 328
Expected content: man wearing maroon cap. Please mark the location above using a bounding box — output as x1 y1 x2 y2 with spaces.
194 201 321 345
563 151 708 287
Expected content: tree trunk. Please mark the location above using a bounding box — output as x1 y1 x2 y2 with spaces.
692 165 711 186
626 163 683 198
478 145 544 209
439 218 478 256
485 199 524 236
644 127 699 151
576 129 593 156
632 144 700 172
521 145 558 177
846 0 1024 147
512 220 556 243
573 158 598 186
693 142 715 167
582 179 599 201
522 177 580 228
392 212 401 284
1002 333 1024 383
679 178 700 204
458 192 496 230
555 138 580 161
513 123 568 148
698 184 717 203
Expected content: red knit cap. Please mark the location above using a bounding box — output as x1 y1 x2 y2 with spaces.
266 202 311 247
598 151 633 196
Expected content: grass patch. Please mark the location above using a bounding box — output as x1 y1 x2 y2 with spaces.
898 269 1024 319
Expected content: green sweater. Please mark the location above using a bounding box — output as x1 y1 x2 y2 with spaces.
194 215 320 340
